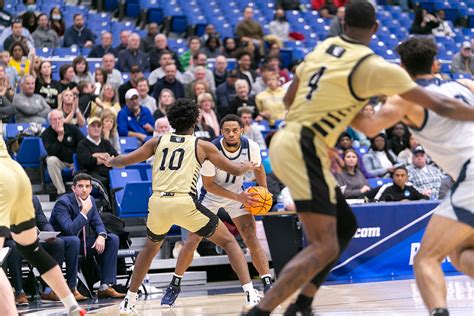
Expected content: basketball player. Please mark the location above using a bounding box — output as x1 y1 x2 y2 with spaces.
161 114 272 306
104 99 260 315
246 2 474 316
0 122 85 316
351 37 473 316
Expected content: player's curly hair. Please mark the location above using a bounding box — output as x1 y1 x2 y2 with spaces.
397 37 438 77
167 98 199 133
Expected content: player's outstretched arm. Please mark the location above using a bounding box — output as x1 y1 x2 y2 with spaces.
351 96 409 137
105 137 160 168
399 86 474 121
199 140 255 176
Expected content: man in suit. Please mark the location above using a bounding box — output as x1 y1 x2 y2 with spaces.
4 196 86 304
50 173 125 299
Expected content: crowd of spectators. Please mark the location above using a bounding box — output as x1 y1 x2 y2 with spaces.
0 0 469 304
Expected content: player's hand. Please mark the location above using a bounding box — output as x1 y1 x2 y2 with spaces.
80 196 93 214
92 235 105 254
240 161 257 173
103 156 115 168
237 190 261 206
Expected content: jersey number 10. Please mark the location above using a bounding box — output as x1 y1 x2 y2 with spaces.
159 148 185 171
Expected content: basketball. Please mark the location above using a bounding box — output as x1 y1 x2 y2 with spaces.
244 186 273 216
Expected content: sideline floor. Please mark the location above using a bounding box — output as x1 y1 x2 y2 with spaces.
21 275 474 315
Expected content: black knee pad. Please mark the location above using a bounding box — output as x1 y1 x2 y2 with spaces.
16 239 58 275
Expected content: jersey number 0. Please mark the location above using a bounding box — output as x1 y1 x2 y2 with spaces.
159 148 185 171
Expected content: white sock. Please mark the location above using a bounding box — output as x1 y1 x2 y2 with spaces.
242 282 254 293
127 290 138 303
60 293 78 311
260 274 272 279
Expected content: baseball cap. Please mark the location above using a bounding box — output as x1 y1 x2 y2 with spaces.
462 41 471 50
412 145 425 154
87 116 102 126
125 88 139 100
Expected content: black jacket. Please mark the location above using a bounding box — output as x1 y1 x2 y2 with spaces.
77 137 118 177
375 183 429 202
41 123 84 163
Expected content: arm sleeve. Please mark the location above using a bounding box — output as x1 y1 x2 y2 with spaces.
201 160 216 177
33 196 54 232
351 56 417 99
117 110 129 136
13 95 40 115
77 141 97 169
249 140 262 167
41 130 62 156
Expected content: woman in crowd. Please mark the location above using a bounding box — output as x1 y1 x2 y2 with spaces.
59 64 77 92
362 133 398 178
35 60 61 109
72 56 94 83
335 149 371 199
97 83 121 115
269 8 290 42
194 108 216 141
49 7 65 37
398 134 420 165
153 88 175 120
101 109 120 153
30 55 42 78
187 79 210 101
197 92 220 137
8 42 31 77
222 37 238 58
200 35 222 58
240 41 262 70
0 64 15 121
58 89 85 127
93 67 108 95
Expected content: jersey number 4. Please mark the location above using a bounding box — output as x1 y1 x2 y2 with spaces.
306 67 326 100
159 148 185 171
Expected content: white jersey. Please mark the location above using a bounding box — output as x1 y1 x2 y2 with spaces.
200 137 261 206
409 78 474 178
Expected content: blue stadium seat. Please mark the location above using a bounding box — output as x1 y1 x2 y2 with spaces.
368 177 393 189
109 169 151 217
126 0 140 18
452 73 473 80
126 163 152 181
171 15 188 34
72 153 82 173
15 137 47 169
105 0 118 11
5 123 30 138
36 47 53 58
147 8 164 24
53 47 80 57
119 137 139 153
354 146 369 156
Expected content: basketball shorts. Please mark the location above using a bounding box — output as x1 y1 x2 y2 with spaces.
201 198 248 219
434 159 474 227
269 122 341 216
146 192 219 242
0 157 36 237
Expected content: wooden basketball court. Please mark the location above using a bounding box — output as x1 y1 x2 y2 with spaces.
20 275 473 315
